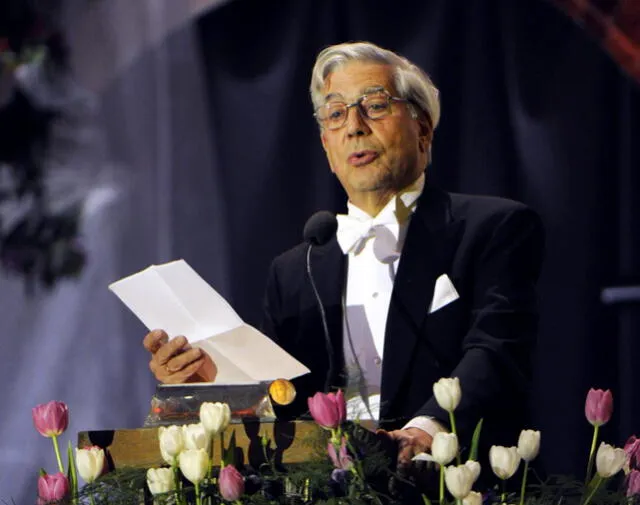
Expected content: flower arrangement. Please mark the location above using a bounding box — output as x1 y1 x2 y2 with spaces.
31 380 640 505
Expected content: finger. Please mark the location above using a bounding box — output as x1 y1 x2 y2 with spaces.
166 348 203 372
143 329 169 353
154 335 189 365
397 443 416 468
164 357 206 384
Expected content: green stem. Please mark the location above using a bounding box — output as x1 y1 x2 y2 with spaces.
501 479 506 503
207 435 214 479
195 481 202 505
439 465 444 505
173 463 184 505
519 460 529 505
219 431 225 467
448 412 461 464
583 474 603 505
89 494 96 505
585 425 600 484
51 435 64 474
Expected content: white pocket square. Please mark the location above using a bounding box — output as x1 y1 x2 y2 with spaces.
428 274 459 314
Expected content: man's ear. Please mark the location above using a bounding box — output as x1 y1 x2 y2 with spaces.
417 117 433 154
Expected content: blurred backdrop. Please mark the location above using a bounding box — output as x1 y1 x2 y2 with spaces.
0 0 638 502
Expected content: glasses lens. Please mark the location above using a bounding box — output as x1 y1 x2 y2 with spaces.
319 103 347 129
361 94 391 119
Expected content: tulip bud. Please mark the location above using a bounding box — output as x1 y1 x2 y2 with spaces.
199 402 231 435
433 378 461 413
32 401 69 438
158 425 184 465
147 467 175 495
595 442 627 478
625 436 640 471
37 472 69 504
307 390 346 429
463 491 483 505
219 464 245 501
327 437 353 470
75 446 105 483
431 432 459 466
489 446 520 480
464 460 481 483
444 464 474 499
585 389 613 427
627 470 640 497
179 448 209 485
517 429 541 462
182 423 211 451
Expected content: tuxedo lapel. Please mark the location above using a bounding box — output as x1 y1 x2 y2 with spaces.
380 186 464 419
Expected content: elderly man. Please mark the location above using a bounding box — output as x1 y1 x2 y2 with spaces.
144 42 544 469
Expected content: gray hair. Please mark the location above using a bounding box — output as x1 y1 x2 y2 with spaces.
310 41 440 130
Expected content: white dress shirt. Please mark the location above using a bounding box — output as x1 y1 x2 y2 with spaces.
336 174 445 438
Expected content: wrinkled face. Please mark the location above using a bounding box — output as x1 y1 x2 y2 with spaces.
319 61 431 203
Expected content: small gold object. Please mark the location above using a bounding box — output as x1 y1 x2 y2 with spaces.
269 379 296 406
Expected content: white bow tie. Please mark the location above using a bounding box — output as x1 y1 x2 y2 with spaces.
336 214 401 257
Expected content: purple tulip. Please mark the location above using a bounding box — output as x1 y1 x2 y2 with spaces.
219 465 244 501
37 472 69 504
627 469 640 497
327 437 353 470
32 401 69 438
307 390 346 429
585 389 613 427
625 436 640 470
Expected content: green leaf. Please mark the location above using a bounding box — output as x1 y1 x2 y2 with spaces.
39 468 47 477
66 440 78 498
467 418 483 461
222 430 237 467
422 493 434 505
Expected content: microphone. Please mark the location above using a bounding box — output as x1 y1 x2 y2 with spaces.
303 210 338 246
303 211 338 392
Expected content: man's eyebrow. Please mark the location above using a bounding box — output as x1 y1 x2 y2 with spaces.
362 85 386 94
324 92 344 102
323 86 387 103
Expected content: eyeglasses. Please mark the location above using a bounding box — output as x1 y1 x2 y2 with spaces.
314 91 409 130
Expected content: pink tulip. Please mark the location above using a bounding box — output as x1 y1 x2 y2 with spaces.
627 469 640 497
307 390 346 429
625 436 640 470
584 389 613 427
327 437 353 470
32 401 69 437
219 465 244 501
37 472 69 504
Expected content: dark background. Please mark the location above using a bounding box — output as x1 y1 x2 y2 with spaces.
194 0 640 478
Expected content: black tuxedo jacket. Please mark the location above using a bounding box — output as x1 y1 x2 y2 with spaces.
261 185 544 452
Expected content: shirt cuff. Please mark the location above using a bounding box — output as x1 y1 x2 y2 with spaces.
403 416 448 438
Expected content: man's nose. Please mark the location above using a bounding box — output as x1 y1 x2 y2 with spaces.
346 105 371 137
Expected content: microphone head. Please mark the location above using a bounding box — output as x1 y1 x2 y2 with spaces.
303 211 338 246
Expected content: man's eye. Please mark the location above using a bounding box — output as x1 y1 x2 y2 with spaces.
328 109 346 120
367 102 389 112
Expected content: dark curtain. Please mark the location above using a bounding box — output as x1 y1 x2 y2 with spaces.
195 0 640 478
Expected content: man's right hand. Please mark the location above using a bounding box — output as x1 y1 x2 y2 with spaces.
143 329 217 384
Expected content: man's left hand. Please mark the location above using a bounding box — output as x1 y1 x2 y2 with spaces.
379 427 433 468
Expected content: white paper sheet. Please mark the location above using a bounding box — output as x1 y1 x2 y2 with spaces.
109 259 310 384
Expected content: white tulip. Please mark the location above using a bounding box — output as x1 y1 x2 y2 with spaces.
199 402 231 435
596 442 627 478
146 467 175 495
489 446 521 480
158 425 184 465
463 491 483 505
433 377 461 413
444 464 474 499
179 448 209 485
517 429 541 462
75 447 105 483
431 432 459 465
464 459 481 483
182 423 211 451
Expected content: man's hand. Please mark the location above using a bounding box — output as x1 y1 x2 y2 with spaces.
143 329 217 384
379 427 434 468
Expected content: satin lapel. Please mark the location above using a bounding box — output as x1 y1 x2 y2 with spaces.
308 237 346 388
380 187 464 418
